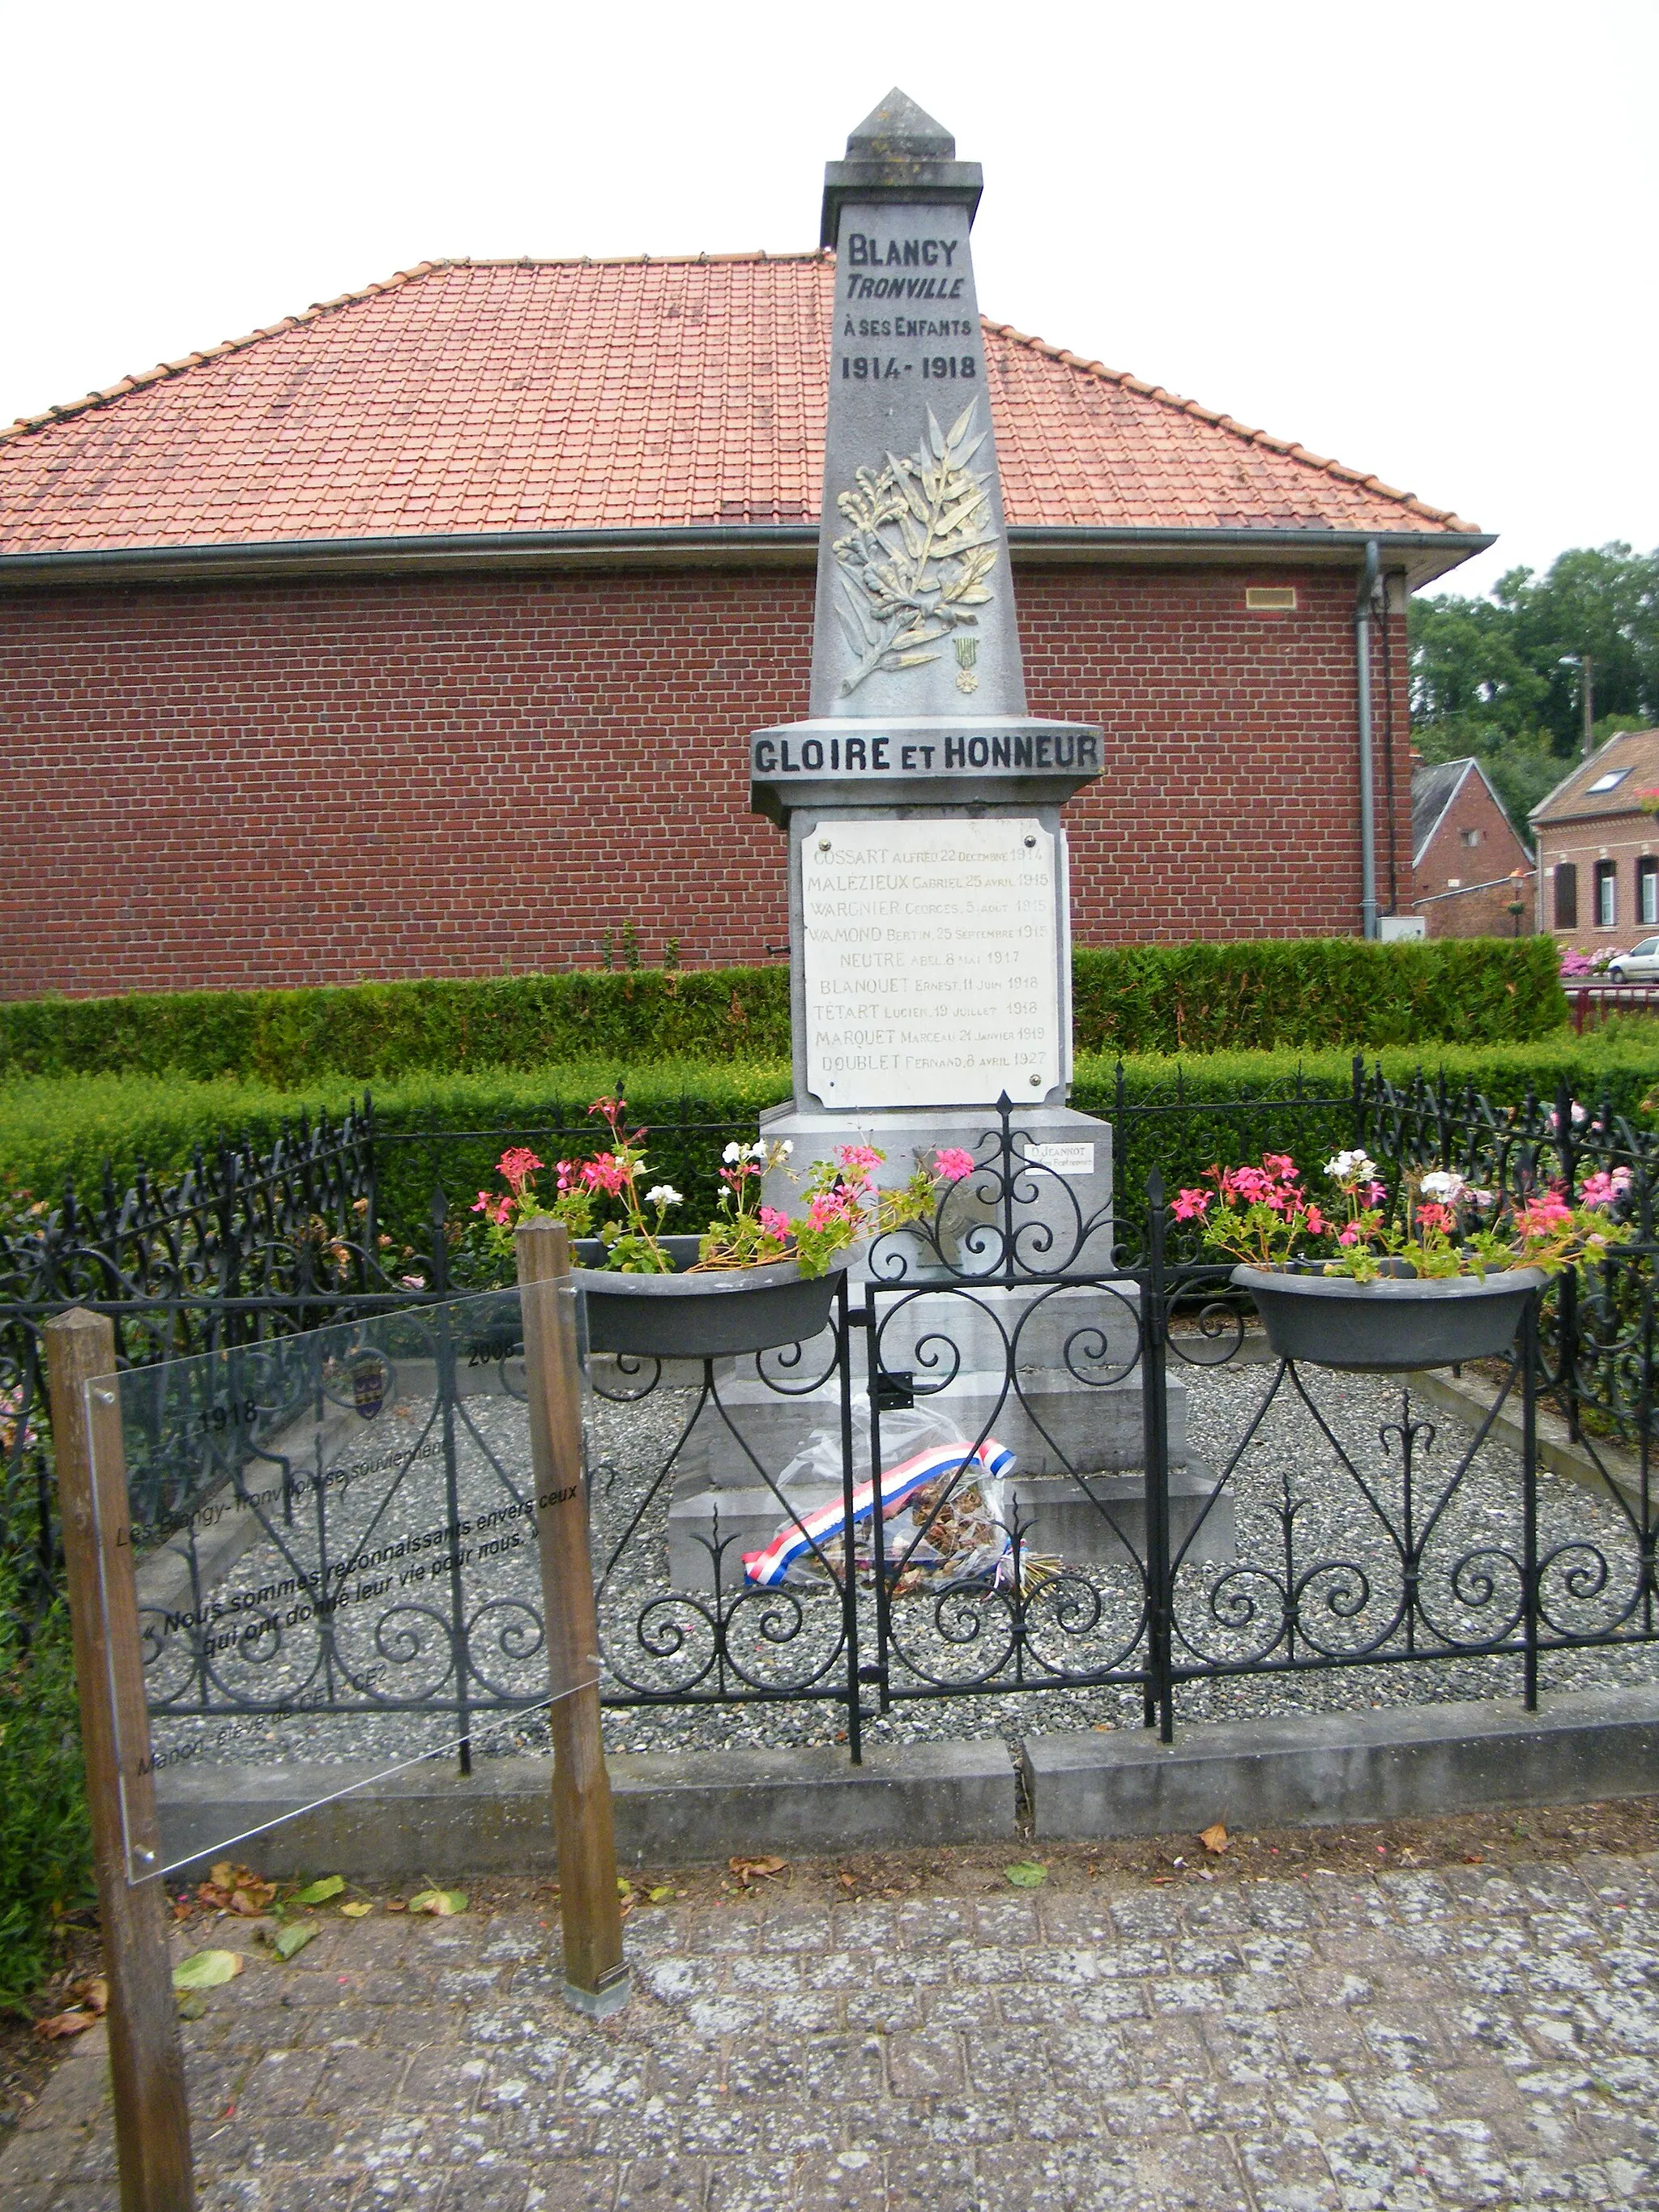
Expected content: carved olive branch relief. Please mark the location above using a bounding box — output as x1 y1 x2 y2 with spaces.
830 399 999 697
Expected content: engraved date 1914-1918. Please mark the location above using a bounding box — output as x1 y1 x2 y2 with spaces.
842 355 979 381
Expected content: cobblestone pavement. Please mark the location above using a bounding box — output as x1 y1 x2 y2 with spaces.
8 1852 1659 2211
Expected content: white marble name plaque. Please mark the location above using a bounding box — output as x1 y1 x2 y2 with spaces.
1026 1143 1094 1177
802 817 1062 1108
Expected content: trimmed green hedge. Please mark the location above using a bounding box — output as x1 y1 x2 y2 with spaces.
1070 937 1567 1054
4 1030 1655 1234
0 938 1567 1088
0 972 794 1085
0 1061 794 1209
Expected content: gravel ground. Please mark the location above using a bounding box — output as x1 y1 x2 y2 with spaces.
143 1349 1659 1784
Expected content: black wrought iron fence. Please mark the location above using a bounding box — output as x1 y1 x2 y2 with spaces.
7 1064 1659 1762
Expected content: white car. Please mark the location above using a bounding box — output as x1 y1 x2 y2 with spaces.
1608 939 1659 981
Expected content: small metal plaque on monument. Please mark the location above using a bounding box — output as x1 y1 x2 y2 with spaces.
752 89 1109 1221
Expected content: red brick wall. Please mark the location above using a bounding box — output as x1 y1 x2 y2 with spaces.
1412 769 1535 939
0 564 1412 999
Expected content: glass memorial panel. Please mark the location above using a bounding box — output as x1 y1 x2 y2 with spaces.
87 1285 597 1882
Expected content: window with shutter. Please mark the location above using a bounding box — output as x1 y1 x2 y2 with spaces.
1555 862 1577 929
1595 860 1618 929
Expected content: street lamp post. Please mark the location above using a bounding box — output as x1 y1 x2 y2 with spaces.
1508 868 1528 937
1560 653 1596 758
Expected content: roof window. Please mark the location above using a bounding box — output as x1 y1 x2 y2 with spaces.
1587 769 1631 794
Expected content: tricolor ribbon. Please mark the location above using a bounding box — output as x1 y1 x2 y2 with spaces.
741 1437 1014 1587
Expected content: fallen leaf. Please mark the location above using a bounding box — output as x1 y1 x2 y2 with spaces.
408 1888 467 1916
646 1886 676 1904
70 1976 108 2016
385 1898 408 1912
616 1875 633 1895
728 1856 787 1888
1201 1822 1230 1856
176 1993 209 2021
197 1864 275 1914
339 1900 373 1920
173 1950 244 1992
1004 1863 1047 1889
33 2009 98 2040
270 1920 320 1960
293 1876 345 1907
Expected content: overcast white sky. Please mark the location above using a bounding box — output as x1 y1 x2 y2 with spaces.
2 0 1653 600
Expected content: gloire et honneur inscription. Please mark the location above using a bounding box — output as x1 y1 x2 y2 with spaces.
801 817 1062 1109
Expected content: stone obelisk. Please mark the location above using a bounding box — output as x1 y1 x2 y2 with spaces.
667 98 1222 1564
752 90 1111 1228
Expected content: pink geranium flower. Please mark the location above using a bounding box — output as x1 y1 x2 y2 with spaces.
496 1147 544 1194
582 1153 632 1196
935 1146 975 1183
759 1205 792 1240
1171 1188 1212 1221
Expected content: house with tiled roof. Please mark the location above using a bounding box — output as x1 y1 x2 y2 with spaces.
1531 727 1659 948
0 253 1489 999
1410 757 1534 938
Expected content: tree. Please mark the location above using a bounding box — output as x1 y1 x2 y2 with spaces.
1410 542 1659 839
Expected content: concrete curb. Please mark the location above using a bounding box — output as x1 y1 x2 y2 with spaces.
155 1689 1659 1877
156 1737 1017 1879
1026 1686 1659 1839
1402 1364 1648 1509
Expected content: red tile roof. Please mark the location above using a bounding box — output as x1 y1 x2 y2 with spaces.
0 256 1479 556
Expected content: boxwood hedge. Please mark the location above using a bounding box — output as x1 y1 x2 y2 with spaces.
0 936 1567 1088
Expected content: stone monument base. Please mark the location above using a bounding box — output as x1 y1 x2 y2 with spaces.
758 1099 1117 1276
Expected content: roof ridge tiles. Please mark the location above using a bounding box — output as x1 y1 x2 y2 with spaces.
983 317 1477 531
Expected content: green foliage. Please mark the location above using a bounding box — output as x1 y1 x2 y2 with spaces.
0 1061 792 1205
6 1030 1659 1256
0 1579 92 2010
1076 1034 1659 1238
1410 541 1659 838
1069 938 1565 1055
0 970 795 1085
0 940 1567 1096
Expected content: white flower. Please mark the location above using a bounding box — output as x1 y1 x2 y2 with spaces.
747 1140 770 1161
1420 1170 1466 1203
781 1141 795 1157
722 1143 743 1165
1324 1150 1378 1183
646 1184 683 1208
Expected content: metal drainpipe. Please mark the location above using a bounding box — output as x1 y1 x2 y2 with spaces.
1355 539 1381 940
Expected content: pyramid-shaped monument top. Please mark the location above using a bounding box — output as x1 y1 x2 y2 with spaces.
845 89 956 160
820 89 983 245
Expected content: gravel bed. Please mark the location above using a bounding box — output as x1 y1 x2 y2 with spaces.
143 1349 1659 1786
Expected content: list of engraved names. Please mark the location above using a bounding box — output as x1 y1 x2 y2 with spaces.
802 818 1061 1109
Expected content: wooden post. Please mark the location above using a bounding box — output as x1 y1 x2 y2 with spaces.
44 1308 196 2212
514 1221 629 2016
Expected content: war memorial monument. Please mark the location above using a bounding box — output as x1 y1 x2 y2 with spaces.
670 93 1222 1575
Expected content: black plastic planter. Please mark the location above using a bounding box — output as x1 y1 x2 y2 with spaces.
1230 1263 1546 1374
573 1235 844 1359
